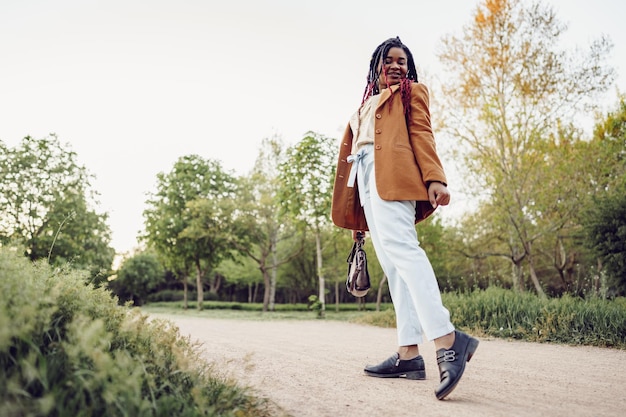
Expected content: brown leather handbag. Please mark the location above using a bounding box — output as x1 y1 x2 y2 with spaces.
346 232 371 297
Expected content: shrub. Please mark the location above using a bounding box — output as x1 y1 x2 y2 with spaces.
0 248 273 417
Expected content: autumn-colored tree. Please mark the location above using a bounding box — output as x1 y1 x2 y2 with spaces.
438 0 614 295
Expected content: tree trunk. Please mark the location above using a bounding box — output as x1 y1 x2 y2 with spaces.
528 262 545 298
183 276 188 310
261 266 271 312
594 258 604 297
195 262 204 311
376 274 387 312
509 244 526 292
512 261 523 292
315 231 325 317
335 280 340 312
554 237 577 291
269 240 278 311
525 242 546 298
209 272 222 294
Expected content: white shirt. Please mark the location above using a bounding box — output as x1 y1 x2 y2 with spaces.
349 94 380 153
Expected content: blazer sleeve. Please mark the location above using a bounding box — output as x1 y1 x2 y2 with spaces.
408 83 448 186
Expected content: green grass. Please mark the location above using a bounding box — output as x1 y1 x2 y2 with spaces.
141 301 392 322
143 288 626 349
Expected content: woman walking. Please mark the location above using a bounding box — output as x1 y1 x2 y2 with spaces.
331 36 478 400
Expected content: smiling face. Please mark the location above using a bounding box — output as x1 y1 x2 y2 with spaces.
377 47 408 91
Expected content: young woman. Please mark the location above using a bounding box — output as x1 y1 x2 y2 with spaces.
331 36 479 400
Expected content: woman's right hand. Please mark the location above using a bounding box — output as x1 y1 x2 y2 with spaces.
352 230 365 242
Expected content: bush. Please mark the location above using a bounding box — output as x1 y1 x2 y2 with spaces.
0 248 273 417
146 290 195 303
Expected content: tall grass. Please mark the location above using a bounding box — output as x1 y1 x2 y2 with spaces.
0 248 275 417
353 287 626 349
445 287 626 347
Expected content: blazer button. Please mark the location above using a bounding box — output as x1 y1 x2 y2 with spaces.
375 129 381 134
375 114 382 119
375 145 381 150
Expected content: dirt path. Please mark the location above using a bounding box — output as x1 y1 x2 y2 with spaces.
151 314 626 417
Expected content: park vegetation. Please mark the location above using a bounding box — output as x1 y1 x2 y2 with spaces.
0 247 275 417
1 0 625 415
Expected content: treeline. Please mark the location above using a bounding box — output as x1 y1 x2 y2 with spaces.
1 0 625 311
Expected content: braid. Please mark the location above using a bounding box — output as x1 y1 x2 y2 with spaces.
361 36 419 122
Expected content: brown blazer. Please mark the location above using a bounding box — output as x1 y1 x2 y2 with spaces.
331 82 447 231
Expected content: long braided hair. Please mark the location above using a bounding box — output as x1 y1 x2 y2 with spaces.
360 36 418 121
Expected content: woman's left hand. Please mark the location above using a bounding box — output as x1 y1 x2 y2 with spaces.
428 182 450 209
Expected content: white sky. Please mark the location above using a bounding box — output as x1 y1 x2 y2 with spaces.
2 0 625 255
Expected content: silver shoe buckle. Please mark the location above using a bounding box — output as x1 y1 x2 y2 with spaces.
442 350 456 362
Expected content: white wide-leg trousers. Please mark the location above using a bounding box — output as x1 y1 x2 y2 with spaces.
354 144 455 345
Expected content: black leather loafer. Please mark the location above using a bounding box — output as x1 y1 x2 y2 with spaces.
435 330 479 400
364 353 426 380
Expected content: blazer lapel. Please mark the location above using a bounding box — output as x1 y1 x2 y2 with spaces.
376 84 400 110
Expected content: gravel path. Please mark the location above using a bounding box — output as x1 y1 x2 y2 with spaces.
151 314 626 417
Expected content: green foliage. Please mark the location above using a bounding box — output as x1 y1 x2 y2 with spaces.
109 250 166 306
0 135 114 280
582 192 626 294
278 131 337 227
235 136 305 311
444 287 626 347
277 131 337 307
351 308 396 328
215 256 260 288
0 248 272 417
580 98 626 295
438 0 615 296
353 287 626 348
142 155 246 309
143 301 390 315
276 232 318 298
307 295 324 318
590 98 626 191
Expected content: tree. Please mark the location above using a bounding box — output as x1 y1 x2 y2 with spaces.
582 192 626 296
109 250 166 305
277 232 319 303
30 188 115 283
215 256 262 302
180 195 248 305
587 98 626 193
437 0 614 296
580 98 626 296
142 155 244 310
0 135 114 278
278 132 337 315
236 136 304 311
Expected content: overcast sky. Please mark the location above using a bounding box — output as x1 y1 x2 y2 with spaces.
2 0 625 255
